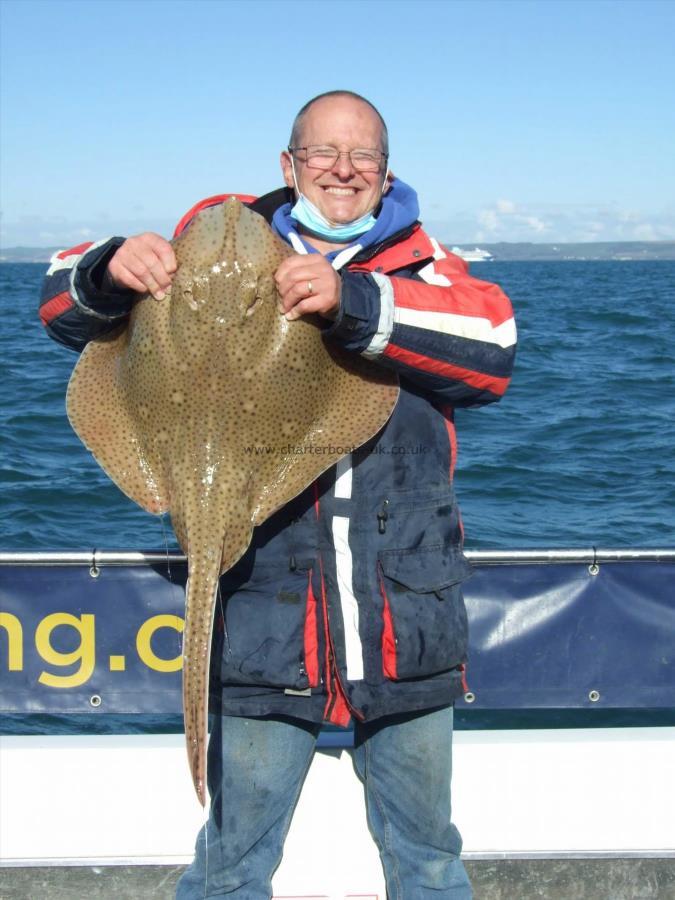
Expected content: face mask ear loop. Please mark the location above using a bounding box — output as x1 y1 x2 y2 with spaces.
290 153 301 199
381 167 391 196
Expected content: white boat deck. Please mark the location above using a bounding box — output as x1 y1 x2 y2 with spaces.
1 728 674 896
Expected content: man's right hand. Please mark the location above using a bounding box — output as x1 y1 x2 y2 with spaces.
107 233 177 300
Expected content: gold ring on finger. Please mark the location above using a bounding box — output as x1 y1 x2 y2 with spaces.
307 280 314 295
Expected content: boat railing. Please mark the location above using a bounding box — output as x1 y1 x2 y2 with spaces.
2 546 675 565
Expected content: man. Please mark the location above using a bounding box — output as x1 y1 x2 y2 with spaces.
40 90 516 898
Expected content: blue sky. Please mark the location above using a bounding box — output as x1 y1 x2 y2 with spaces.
1 0 673 246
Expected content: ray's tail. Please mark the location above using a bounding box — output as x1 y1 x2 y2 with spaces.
182 549 222 806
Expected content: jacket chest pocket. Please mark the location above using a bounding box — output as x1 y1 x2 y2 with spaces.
219 563 319 691
378 546 472 681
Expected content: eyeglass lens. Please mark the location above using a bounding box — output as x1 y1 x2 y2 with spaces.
297 146 385 172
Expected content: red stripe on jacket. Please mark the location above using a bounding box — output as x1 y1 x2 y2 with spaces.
173 193 258 238
378 565 398 679
56 242 94 260
392 274 514 328
304 573 320 688
39 291 74 325
444 411 458 481
383 344 511 397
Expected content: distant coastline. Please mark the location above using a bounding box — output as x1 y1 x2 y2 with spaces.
447 241 675 261
1 240 674 263
1 247 63 263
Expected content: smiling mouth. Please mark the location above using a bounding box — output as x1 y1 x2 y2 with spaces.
323 186 358 196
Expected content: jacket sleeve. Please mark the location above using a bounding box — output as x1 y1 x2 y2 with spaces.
39 238 137 352
325 249 516 408
38 192 260 353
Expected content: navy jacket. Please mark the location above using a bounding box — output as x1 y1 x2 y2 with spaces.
39 183 516 725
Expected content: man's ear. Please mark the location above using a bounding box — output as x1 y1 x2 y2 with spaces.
280 151 295 190
383 169 394 194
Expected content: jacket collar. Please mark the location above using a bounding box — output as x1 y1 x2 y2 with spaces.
348 225 436 273
269 177 422 264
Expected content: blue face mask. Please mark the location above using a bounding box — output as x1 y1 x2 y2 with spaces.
288 156 380 242
290 193 377 241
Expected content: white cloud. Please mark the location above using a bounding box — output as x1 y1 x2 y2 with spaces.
477 209 500 232
617 209 641 224
632 223 660 241
523 216 547 233
473 203 551 240
426 202 675 244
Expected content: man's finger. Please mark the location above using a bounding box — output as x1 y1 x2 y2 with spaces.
277 277 319 313
143 234 177 274
112 269 150 294
285 294 337 321
130 247 174 287
275 267 313 297
274 254 308 281
123 250 172 297
284 297 316 321
278 268 327 305
275 254 331 292
145 256 174 291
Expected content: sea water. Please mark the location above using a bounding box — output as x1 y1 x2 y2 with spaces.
2 260 674 551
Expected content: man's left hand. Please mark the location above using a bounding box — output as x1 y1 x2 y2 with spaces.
275 254 341 322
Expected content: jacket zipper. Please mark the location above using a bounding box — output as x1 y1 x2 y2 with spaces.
377 498 389 534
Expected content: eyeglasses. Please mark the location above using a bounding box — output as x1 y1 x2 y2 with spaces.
288 145 388 173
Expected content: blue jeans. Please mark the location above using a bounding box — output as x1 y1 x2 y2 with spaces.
176 706 471 899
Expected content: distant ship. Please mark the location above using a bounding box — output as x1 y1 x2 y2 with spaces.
451 246 494 262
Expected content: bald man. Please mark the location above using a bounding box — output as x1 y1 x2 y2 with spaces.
40 90 516 899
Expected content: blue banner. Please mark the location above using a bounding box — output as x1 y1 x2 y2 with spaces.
1 558 674 713
455 560 675 710
0 561 187 714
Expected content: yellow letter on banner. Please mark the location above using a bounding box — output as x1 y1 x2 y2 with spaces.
35 613 95 688
0 612 23 670
136 615 184 672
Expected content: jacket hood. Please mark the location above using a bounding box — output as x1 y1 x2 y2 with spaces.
271 177 420 263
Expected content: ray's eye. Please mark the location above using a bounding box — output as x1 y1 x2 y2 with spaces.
237 277 258 319
243 275 274 319
183 286 198 312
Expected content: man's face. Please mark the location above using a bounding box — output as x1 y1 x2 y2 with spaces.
281 96 387 226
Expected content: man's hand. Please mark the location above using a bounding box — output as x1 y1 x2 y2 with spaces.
107 233 177 300
274 254 341 321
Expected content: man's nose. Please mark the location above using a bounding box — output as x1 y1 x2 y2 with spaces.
331 151 356 178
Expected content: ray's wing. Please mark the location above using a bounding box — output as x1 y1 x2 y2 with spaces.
250 351 398 525
230 311 399 527
66 326 171 514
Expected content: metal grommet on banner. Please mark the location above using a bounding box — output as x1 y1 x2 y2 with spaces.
589 690 601 703
464 691 476 704
588 546 599 576
90 695 102 707
90 547 100 579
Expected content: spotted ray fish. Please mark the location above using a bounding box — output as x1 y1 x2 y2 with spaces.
66 198 399 805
